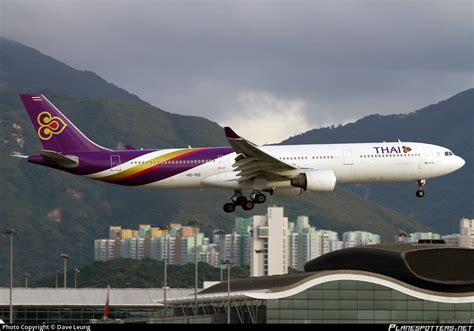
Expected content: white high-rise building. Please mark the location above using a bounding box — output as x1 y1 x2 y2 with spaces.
251 206 289 277
343 231 381 247
148 236 176 262
407 232 441 243
180 233 205 264
442 234 461 246
208 244 220 267
222 233 241 265
459 218 474 248
287 216 344 271
94 239 108 261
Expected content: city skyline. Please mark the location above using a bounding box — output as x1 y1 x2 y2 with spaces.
94 212 473 275
94 206 386 274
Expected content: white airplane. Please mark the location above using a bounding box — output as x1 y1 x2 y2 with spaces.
20 94 465 213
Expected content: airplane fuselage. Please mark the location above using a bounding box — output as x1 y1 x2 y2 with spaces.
27 142 465 190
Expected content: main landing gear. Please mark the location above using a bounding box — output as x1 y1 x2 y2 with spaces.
416 179 426 198
223 190 267 213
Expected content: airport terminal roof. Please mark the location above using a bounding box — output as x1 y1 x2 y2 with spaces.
304 243 474 293
168 269 474 306
177 244 474 306
0 288 193 306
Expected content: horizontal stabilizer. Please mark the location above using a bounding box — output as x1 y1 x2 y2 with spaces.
10 153 28 158
40 150 79 168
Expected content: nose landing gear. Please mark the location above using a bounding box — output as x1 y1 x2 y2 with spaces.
416 179 426 198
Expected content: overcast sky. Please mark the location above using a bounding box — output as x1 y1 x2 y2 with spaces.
1 0 473 144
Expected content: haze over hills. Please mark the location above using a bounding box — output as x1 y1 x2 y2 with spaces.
0 38 444 285
283 89 474 233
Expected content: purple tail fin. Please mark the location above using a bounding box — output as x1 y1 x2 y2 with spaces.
20 94 108 153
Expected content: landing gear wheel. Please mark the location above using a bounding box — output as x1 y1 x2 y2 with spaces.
255 193 266 204
236 196 247 206
242 200 254 211
223 203 236 213
416 179 426 198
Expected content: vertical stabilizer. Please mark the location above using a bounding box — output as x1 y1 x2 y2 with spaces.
20 94 108 153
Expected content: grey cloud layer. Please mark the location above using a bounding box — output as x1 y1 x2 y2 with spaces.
2 0 473 140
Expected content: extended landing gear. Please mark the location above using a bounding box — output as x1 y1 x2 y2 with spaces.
250 191 267 204
223 203 236 213
222 190 266 213
416 179 426 198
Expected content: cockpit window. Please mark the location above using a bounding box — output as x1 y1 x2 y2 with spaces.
445 151 454 156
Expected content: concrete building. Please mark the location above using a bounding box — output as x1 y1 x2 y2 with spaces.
459 218 474 248
251 206 289 277
94 239 108 261
179 233 205 264
442 233 461 246
3 244 472 325
95 224 206 265
288 216 344 271
407 232 441 243
343 231 381 247
109 226 122 239
234 217 253 267
170 243 474 324
208 244 220 267
0 288 194 324
148 236 176 263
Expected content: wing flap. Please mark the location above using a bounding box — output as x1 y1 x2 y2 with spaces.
224 127 298 183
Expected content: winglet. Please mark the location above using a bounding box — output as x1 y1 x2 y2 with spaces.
224 127 241 140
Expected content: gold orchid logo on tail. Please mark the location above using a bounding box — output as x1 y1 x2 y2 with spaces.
37 111 67 141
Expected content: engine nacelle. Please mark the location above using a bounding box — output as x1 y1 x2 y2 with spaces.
290 170 337 192
268 187 303 197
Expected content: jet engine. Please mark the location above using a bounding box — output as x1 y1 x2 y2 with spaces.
290 170 336 192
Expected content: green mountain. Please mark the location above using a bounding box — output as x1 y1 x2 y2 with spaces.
0 38 142 104
282 89 474 233
0 38 429 286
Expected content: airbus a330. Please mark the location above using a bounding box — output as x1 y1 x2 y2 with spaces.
15 94 465 213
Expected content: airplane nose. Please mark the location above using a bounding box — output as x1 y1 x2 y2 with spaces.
455 156 465 170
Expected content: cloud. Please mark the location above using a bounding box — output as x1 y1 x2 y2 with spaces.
1 0 472 141
220 92 311 145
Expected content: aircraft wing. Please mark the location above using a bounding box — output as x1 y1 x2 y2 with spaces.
224 127 299 182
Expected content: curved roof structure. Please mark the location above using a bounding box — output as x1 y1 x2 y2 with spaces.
304 243 474 293
179 270 474 305
187 244 474 305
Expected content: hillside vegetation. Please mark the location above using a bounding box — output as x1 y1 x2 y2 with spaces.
32 259 250 288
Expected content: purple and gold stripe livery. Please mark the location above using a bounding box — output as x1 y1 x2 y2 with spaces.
19 93 234 188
